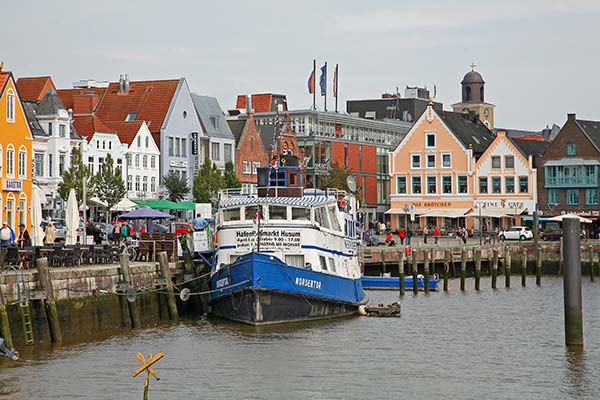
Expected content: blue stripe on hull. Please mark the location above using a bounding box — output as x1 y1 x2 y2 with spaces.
210 252 366 305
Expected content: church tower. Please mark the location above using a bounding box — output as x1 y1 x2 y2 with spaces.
452 64 495 129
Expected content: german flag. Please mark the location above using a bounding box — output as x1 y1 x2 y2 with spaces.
307 69 315 94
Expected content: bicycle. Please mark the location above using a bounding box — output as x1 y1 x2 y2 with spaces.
119 236 138 262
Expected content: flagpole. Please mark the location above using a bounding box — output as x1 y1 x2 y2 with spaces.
312 59 316 110
324 62 327 112
335 64 338 113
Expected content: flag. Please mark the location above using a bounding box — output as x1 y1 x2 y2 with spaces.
333 64 338 98
307 69 315 94
319 63 327 96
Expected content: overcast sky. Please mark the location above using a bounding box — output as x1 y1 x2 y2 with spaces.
3 0 598 130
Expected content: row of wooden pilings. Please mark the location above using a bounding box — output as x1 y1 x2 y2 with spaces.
382 243 600 296
0 251 184 350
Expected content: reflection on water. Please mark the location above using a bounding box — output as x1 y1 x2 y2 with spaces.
1 277 599 399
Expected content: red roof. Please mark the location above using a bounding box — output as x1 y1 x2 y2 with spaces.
16 76 56 101
236 94 273 113
56 87 107 113
515 135 544 141
105 120 144 145
72 115 117 142
0 72 9 92
95 79 180 133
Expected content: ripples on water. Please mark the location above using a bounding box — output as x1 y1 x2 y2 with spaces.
0 277 599 399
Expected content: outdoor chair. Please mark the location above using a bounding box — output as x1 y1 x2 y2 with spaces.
6 247 19 266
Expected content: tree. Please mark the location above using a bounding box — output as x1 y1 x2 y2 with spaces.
193 157 225 205
58 147 95 202
318 161 359 192
223 160 241 189
95 154 126 211
162 171 190 202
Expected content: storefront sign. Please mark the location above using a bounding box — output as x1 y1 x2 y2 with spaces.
411 202 451 208
190 132 198 155
474 200 524 209
192 231 209 252
2 179 22 191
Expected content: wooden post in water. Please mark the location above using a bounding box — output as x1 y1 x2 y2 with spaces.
412 250 418 294
36 258 62 344
119 253 141 328
423 250 430 293
443 249 449 292
505 246 511 288
398 251 405 296
475 248 481 291
0 285 13 350
158 252 179 321
491 248 498 289
521 248 527 287
460 247 466 292
559 237 564 276
589 245 594 282
536 246 543 286
380 249 387 275
563 218 583 346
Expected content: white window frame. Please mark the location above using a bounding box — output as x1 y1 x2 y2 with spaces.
252 161 260 174
243 161 251 174
411 153 421 169
441 153 452 168
426 175 437 195
425 132 436 148
6 146 15 178
426 154 436 169
6 90 15 123
18 147 27 178
396 175 407 194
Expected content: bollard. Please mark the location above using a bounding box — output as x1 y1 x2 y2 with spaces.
119 253 141 328
36 258 62 344
475 248 481 291
443 249 449 292
563 218 583 346
0 286 13 350
398 251 405 296
423 250 430 293
536 246 542 286
505 247 511 288
412 250 418 294
158 252 179 321
589 245 594 282
559 237 564 276
491 248 498 289
521 249 527 287
460 247 466 292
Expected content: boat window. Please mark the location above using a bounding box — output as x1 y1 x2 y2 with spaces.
328 257 336 273
319 255 328 271
285 254 305 269
328 205 342 231
269 205 287 220
315 207 330 229
291 207 310 220
223 207 240 221
244 206 261 221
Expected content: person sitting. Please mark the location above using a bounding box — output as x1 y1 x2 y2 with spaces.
385 232 395 246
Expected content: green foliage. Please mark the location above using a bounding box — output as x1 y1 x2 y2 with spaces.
95 154 126 210
58 147 95 202
193 157 225 205
224 160 241 189
162 170 190 202
318 162 358 192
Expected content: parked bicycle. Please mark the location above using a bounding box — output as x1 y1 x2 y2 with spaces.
119 236 137 262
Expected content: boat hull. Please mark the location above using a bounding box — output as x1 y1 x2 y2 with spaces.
210 252 366 325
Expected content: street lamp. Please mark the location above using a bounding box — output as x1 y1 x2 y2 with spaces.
403 204 409 229
474 203 486 245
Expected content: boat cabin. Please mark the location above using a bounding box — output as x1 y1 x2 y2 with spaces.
257 154 305 198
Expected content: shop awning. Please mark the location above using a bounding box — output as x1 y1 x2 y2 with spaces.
467 207 527 218
385 207 430 215
420 208 470 218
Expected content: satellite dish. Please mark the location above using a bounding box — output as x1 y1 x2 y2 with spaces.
179 288 191 302
126 286 137 303
346 176 357 193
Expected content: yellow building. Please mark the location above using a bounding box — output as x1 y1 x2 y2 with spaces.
0 68 33 230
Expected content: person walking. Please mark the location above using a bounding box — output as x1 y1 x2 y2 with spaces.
423 226 429 244
0 222 15 246
433 226 440 245
120 221 131 244
45 222 56 245
406 226 413 246
399 228 406 245
17 224 31 248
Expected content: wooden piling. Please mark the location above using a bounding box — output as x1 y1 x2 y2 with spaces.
36 257 62 344
475 248 481 291
398 251 405 296
381 249 387 275
423 250 430 293
521 249 527 287
559 237 564 275
0 286 13 350
589 245 594 282
412 249 419 294
505 246 511 288
119 253 141 328
563 218 583 346
491 248 498 289
536 246 542 286
443 250 449 292
460 247 466 292
158 252 179 321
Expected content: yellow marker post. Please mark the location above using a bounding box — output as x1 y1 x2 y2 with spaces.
133 351 164 400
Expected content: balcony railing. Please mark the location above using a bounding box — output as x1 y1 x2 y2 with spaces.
545 175 598 188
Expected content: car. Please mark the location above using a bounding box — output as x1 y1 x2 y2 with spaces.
98 222 115 241
152 223 169 234
499 226 533 241
171 222 193 235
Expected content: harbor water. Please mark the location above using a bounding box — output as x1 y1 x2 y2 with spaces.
1 276 599 399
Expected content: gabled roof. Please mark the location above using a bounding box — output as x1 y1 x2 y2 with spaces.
21 100 47 137
36 90 66 116
511 138 549 158
227 119 246 145
437 110 495 156
56 87 107 111
95 79 180 133
257 123 278 150
72 115 117 142
191 94 234 139
104 120 144 145
16 76 56 101
575 119 600 151
0 72 9 92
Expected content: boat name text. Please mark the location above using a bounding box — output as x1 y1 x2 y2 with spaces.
295 277 321 290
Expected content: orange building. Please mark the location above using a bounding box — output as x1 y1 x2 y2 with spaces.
0 68 33 230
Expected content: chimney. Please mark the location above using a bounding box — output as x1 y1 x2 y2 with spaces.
124 74 130 93
567 113 576 122
119 74 125 93
246 95 253 114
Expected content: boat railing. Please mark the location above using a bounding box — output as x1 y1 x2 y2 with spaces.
219 188 256 199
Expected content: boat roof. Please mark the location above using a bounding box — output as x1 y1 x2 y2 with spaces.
220 195 332 208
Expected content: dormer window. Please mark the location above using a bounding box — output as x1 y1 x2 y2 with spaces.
210 115 218 129
125 112 137 121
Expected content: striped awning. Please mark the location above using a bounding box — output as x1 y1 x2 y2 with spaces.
220 196 331 208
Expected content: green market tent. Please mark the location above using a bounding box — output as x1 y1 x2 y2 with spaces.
133 199 179 210
173 201 196 211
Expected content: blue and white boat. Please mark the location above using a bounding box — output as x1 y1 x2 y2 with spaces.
209 155 366 325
